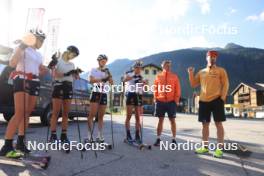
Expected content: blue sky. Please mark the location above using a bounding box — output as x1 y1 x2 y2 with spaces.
0 0 263 70
194 0 264 49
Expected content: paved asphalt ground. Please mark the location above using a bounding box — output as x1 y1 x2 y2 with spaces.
0 114 263 176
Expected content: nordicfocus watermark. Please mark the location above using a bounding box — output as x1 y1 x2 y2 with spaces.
159 24 239 36
26 140 238 152
159 140 238 151
92 83 172 93
27 141 108 151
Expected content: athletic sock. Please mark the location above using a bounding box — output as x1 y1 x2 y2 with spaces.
126 130 131 136
51 133 57 138
157 135 161 140
135 130 140 139
88 124 93 133
17 135 25 145
60 131 68 141
5 139 13 148
87 126 92 141
49 132 58 143
98 129 103 139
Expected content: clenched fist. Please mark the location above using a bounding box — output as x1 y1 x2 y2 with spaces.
187 67 195 74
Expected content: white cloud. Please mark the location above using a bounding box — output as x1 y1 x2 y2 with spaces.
246 11 264 22
230 8 237 14
226 7 237 16
246 15 259 21
260 11 264 21
195 0 210 15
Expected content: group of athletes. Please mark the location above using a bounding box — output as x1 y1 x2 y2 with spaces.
0 29 229 159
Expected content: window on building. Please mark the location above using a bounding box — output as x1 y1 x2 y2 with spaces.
153 70 157 75
145 69 149 75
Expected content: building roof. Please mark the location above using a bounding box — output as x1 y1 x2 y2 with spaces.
142 64 162 70
231 82 264 95
125 63 162 73
256 83 264 87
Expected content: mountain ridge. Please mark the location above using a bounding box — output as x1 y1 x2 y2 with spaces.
82 43 264 98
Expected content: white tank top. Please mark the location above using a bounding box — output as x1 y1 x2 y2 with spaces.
55 58 75 82
125 72 144 94
89 68 109 93
16 47 43 76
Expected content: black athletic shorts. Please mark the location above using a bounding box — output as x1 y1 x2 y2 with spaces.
155 101 177 118
198 97 226 123
52 81 73 100
126 92 143 106
13 77 40 96
90 92 107 105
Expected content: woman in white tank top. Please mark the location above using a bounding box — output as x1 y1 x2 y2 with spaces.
48 46 80 150
87 54 113 143
0 29 48 157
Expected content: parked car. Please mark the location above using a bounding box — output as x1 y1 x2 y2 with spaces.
143 104 155 115
0 64 92 126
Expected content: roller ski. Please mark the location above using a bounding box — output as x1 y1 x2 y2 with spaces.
124 138 143 150
83 137 112 150
0 155 50 169
135 136 152 150
0 146 50 169
24 152 51 169
95 137 113 150
124 134 151 150
13 140 51 168
123 138 151 150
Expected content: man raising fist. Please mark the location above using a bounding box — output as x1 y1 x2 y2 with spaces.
188 50 229 158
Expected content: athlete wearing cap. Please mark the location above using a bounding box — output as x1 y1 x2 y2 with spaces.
0 29 47 158
48 46 80 149
123 61 147 144
188 50 229 158
87 54 113 143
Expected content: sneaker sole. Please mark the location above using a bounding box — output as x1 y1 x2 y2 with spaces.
213 155 223 158
195 151 209 155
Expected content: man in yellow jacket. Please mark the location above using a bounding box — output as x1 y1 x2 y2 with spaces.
188 50 229 158
153 60 181 146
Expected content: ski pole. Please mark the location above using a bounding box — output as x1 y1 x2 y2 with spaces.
74 90 83 159
105 68 115 148
46 51 60 152
23 51 27 158
136 75 144 143
136 93 143 143
86 94 98 158
109 86 115 148
46 68 55 152
45 119 50 153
